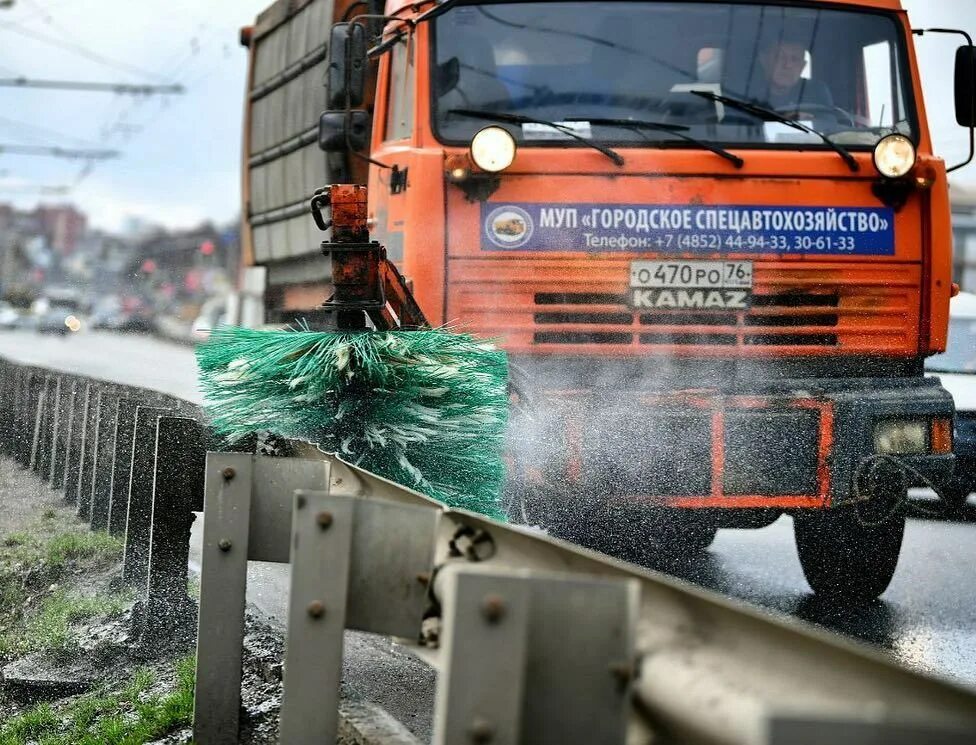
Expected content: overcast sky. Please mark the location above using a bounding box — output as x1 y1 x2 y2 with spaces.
0 0 973 232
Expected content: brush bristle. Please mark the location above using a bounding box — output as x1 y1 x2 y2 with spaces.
196 325 509 519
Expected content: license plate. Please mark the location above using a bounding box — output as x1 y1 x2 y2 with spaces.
630 260 753 289
629 261 753 310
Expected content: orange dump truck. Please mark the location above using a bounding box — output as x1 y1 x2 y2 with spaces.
241 0 975 599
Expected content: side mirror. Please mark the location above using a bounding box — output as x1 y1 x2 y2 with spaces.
955 45 976 127
328 22 368 108
435 57 460 96
319 110 371 152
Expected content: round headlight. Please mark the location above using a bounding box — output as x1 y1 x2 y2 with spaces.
470 126 516 173
873 134 916 179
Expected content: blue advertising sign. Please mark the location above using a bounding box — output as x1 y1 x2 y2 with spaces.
481 203 895 256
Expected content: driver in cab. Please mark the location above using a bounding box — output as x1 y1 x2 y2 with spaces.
755 38 833 117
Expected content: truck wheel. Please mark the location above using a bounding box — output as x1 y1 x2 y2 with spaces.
793 506 905 601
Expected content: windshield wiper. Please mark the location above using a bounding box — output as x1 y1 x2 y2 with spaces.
447 108 625 166
690 90 859 173
573 117 744 168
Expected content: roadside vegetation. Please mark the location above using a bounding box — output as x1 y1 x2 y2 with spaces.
0 516 195 744
0 656 195 745
0 525 125 661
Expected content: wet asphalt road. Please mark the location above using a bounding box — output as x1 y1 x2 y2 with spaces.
1 328 974 739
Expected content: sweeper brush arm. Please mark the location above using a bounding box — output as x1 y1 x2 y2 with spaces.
311 184 429 331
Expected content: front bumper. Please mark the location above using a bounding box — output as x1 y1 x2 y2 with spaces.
517 371 954 509
953 413 976 487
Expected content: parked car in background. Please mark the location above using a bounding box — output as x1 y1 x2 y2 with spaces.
0 302 19 329
32 295 82 335
926 291 976 508
90 295 155 333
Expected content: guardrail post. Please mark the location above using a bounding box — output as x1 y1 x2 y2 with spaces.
108 397 139 536
74 383 97 518
19 370 37 466
7 366 22 460
433 567 639 745
89 391 118 531
30 375 53 473
47 376 68 486
0 362 14 454
17 369 37 468
121 405 171 588
140 416 206 640
279 490 353 744
55 379 76 495
63 380 89 501
193 454 331 745
17 370 33 465
278 491 438 744
193 453 253 745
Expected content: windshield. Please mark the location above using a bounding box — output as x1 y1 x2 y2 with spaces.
926 318 976 374
432 2 916 148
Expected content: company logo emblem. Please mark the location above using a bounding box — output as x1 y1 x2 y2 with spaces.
485 205 534 249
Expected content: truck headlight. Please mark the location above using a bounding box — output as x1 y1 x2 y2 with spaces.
470 126 516 173
873 134 916 179
873 419 928 454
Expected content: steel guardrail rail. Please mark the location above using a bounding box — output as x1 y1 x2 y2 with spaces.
2 353 976 744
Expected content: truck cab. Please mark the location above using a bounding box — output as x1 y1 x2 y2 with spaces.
242 0 976 600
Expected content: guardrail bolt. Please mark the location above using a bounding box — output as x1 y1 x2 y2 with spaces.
218 539 232 552
316 511 333 529
468 718 494 743
307 600 326 619
480 595 505 624
222 466 236 481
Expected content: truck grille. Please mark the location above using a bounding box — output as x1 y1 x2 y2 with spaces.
449 260 919 355
533 291 840 346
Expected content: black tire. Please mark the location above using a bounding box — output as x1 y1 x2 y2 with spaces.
794 506 905 601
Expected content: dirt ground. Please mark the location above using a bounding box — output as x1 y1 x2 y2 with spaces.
0 458 71 537
0 458 286 744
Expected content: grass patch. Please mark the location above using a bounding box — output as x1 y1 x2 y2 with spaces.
0 530 126 662
0 656 196 745
2 533 29 548
45 532 122 569
6 590 132 662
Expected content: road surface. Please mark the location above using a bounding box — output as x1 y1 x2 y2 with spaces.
1 328 974 740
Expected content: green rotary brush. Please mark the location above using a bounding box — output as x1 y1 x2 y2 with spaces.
196 324 509 520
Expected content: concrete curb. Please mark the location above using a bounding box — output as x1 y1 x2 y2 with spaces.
339 700 423 745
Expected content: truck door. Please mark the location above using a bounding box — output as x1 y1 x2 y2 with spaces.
369 36 417 269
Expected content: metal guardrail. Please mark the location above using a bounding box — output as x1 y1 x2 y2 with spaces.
2 354 976 745
0 358 213 643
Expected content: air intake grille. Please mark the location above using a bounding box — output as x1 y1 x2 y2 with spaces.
448 260 919 355
530 291 843 347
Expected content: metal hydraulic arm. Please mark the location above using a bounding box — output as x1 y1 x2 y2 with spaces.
309 183 428 331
